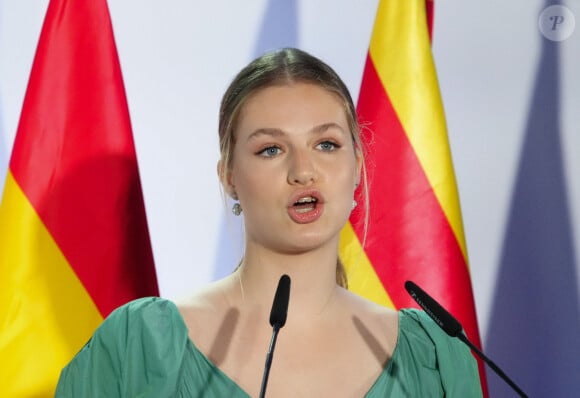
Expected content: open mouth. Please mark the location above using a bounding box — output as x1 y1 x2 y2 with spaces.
287 191 324 224
293 196 318 213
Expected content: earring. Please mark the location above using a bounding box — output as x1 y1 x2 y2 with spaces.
352 200 357 210
232 202 242 216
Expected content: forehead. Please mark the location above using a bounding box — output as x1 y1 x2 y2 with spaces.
235 82 348 135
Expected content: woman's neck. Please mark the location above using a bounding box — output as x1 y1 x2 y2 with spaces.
233 242 342 323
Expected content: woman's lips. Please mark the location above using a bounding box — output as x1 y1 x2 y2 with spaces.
287 202 323 224
287 190 324 224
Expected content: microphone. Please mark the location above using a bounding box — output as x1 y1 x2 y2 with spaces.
259 274 291 398
404 280 528 398
269 274 290 329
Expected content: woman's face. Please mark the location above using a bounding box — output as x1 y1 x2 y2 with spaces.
225 82 360 254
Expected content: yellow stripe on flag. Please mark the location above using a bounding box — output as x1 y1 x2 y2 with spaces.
339 222 395 308
369 0 467 260
0 172 103 396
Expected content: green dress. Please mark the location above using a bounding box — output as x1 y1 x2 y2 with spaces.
55 297 482 397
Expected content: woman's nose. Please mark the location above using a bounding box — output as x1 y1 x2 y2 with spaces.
287 149 318 185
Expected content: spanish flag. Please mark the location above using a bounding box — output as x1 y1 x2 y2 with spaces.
340 0 488 394
0 1 159 396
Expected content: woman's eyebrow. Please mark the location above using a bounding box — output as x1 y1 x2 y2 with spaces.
247 122 345 141
247 122 346 141
310 122 346 135
246 128 286 141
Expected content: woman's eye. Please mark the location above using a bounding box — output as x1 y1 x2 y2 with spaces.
258 146 282 157
317 141 340 151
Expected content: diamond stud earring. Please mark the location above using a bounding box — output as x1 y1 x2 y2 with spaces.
232 202 242 216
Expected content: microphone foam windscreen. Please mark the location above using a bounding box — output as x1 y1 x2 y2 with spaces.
269 274 291 328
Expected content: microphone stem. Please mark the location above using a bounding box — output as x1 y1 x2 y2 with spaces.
259 324 280 398
457 333 528 398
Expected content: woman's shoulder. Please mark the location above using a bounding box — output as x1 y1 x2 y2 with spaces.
110 295 179 317
339 287 399 328
337 288 400 362
397 307 462 349
55 297 192 397
393 308 483 396
174 277 238 353
396 308 464 362
101 296 185 335
80 296 189 357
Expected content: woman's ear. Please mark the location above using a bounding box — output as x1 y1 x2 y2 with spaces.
355 147 363 187
217 159 236 199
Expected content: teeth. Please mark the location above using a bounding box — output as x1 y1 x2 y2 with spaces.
296 196 317 204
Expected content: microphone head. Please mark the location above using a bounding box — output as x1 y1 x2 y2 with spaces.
404 280 462 337
269 274 291 328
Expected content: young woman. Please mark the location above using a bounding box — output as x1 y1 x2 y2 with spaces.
56 48 482 397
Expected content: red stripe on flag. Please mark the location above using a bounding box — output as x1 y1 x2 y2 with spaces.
9 0 158 317
349 1 488 393
351 54 481 348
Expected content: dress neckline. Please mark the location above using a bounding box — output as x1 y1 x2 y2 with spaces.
173 302 404 397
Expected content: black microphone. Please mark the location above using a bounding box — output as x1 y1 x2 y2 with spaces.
259 274 291 398
404 281 528 398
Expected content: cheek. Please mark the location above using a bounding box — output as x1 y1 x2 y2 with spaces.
326 155 358 185
231 162 271 201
